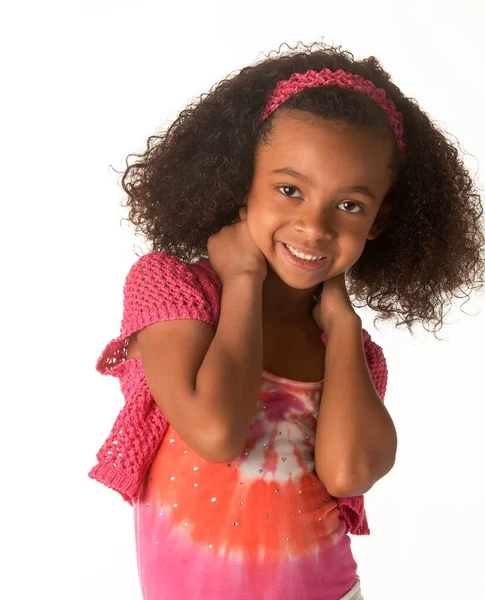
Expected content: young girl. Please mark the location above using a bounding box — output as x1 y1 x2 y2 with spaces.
89 42 485 599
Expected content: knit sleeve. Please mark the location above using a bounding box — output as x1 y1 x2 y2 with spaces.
362 332 388 402
95 251 222 377
320 328 388 402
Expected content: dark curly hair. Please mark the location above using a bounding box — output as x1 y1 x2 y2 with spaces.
118 41 485 336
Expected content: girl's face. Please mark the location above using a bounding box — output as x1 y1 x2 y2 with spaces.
245 110 395 295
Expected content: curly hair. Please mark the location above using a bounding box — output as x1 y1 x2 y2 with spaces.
119 41 485 336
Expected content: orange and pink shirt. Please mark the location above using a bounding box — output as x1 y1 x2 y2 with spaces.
135 369 359 599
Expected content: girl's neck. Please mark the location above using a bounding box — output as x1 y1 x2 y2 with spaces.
262 269 317 324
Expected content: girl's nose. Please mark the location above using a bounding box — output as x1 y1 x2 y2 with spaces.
294 207 335 241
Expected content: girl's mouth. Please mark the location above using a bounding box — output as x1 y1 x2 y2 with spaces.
278 242 329 272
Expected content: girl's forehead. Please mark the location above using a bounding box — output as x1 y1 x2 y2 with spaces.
256 115 395 182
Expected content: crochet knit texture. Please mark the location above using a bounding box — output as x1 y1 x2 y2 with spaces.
89 251 388 536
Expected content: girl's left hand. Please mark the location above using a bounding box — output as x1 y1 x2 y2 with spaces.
312 272 358 333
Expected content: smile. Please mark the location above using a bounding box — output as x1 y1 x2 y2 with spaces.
284 243 325 261
279 242 329 272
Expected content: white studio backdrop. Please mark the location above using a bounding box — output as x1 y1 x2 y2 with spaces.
2 1 484 599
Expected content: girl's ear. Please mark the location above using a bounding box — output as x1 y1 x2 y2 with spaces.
367 200 392 240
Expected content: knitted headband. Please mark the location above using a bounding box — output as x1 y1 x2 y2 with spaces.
258 68 406 159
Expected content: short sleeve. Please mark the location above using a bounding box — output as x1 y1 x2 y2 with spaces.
362 334 388 402
95 251 222 376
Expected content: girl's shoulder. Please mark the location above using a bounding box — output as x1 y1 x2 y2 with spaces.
125 250 221 295
121 251 223 313
95 251 222 376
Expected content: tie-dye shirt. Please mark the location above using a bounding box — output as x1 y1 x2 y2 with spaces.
134 369 358 600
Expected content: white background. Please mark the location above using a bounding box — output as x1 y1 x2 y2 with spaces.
2 1 484 598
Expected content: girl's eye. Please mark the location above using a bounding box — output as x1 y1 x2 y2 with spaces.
277 187 363 214
278 185 302 198
338 201 363 214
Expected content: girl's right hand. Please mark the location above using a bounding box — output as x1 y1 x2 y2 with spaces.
208 206 268 284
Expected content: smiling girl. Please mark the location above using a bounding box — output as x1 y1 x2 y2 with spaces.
89 41 485 600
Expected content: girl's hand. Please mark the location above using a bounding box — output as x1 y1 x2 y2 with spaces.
208 206 268 284
312 272 359 334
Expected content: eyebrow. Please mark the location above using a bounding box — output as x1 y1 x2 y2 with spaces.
272 168 377 202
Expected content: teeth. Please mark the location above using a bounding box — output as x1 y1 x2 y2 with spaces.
285 244 324 261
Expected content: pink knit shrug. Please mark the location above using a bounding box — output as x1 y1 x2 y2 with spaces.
89 251 389 536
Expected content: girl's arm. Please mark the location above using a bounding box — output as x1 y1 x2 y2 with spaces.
314 315 397 497
137 273 263 463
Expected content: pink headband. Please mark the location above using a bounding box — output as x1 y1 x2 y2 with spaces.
258 68 405 159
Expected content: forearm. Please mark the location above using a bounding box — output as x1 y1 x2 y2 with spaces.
315 316 397 497
195 274 263 459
